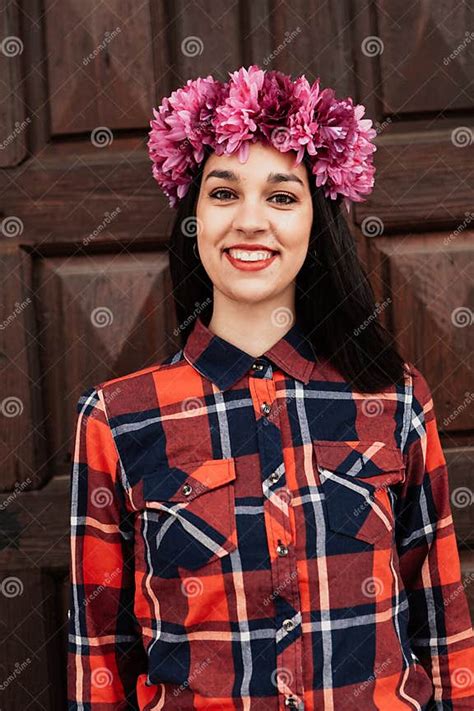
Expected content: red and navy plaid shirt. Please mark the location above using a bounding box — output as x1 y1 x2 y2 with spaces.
68 313 474 710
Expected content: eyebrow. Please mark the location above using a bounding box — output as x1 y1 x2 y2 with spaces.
204 169 304 187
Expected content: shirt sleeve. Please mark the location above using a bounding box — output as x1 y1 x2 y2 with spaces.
395 365 474 709
67 386 147 709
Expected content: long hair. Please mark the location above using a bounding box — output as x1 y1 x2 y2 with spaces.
167 145 408 393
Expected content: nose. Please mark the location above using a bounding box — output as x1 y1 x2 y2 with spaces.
231 200 270 233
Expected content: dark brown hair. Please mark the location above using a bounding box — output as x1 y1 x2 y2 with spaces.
167 146 408 393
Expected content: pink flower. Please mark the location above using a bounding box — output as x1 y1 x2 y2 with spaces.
147 64 377 207
147 75 224 207
213 65 266 161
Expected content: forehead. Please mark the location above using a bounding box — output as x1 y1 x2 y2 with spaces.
203 142 308 185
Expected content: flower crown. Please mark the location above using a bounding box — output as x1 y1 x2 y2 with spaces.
147 64 377 209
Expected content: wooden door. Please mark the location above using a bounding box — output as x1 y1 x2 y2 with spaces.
0 1 472 707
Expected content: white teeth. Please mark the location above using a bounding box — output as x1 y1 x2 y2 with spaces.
228 248 276 262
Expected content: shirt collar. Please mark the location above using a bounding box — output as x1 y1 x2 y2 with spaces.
183 314 316 390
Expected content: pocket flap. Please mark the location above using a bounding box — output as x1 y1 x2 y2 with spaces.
142 457 236 503
313 441 401 544
313 440 404 487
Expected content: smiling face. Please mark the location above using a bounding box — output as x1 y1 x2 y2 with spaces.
195 141 313 308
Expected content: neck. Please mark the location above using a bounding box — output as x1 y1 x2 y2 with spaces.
207 288 296 357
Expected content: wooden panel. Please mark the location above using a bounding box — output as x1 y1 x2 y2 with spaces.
164 0 242 83
0 139 172 244
19 0 50 155
373 231 474 432
354 119 474 231
0 476 71 570
0 0 28 167
0 570 65 708
44 0 156 134
0 245 45 491
35 252 177 474
259 0 355 95
446 448 474 544
378 0 474 114
2 126 473 243
461 550 474 618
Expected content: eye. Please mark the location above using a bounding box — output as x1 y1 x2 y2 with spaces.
209 189 235 201
209 190 297 204
269 193 296 205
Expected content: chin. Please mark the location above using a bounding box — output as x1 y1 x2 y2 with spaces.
222 284 282 304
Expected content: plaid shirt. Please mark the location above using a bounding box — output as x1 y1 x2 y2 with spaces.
68 314 474 710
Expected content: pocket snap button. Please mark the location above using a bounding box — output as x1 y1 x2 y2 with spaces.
283 618 294 632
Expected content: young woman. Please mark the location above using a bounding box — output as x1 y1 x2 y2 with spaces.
68 65 474 710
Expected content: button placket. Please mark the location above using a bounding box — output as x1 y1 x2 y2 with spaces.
248 373 305 708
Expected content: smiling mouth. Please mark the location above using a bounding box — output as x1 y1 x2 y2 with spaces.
222 247 279 257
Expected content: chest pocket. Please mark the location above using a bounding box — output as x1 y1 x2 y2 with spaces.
142 457 237 572
313 441 405 545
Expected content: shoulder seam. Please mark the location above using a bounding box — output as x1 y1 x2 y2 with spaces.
94 350 184 391
95 387 134 505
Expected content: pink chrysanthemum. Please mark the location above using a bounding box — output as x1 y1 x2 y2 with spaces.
308 89 377 202
147 75 224 207
147 64 377 208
